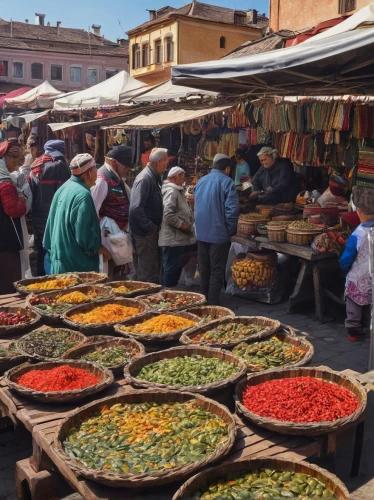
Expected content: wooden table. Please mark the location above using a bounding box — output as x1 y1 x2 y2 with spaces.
231 235 343 321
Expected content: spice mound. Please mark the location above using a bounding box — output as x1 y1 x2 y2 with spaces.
31 290 103 315
242 377 360 423
81 345 138 368
63 401 228 474
19 329 81 359
240 213 267 221
0 310 32 326
121 314 196 334
70 304 140 324
115 285 131 293
233 337 307 371
26 277 78 291
137 355 239 386
17 365 101 392
188 469 338 500
191 323 267 345
143 294 200 310
288 221 321 230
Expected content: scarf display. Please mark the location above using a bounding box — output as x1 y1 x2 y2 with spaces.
356 147 374 188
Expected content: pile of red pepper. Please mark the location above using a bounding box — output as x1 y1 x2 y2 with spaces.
0 310 31 326
242 377 359 423
17 365 101 392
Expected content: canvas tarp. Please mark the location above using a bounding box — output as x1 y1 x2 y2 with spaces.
128 79 218 103
54 71 146 109
4 81 61 108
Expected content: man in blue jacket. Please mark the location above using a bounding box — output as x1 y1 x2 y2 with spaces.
194 154 240 305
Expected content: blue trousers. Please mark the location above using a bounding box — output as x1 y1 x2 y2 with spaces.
162 246 185 287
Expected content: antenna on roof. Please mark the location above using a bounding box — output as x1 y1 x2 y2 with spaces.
10 18 13 38
118 19 125 34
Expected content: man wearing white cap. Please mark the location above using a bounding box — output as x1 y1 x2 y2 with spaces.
159 167 195 286
194 153 239 305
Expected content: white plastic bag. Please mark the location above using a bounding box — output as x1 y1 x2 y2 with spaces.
100 216 133 266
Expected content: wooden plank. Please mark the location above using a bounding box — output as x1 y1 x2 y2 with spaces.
256 236 336 262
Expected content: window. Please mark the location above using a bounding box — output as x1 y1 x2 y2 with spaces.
13 62 23 79
132 43 141 69
165 37 173 63
339 0 356 13
142 43 149 67
220 36 226 49
105 69 117 79
154 39 162 64
70 66 82 83
31 62 43 80
51 64 62 81
0 60 8 77
88 68 99 85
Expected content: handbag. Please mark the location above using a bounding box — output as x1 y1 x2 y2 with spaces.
100 216 133 266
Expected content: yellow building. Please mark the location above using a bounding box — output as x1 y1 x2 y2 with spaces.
126 2 268 85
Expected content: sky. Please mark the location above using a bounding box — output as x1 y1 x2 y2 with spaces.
0 0 269 41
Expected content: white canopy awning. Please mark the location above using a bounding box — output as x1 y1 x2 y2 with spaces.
128 79 218 104
2 110 49 128
4 81 61 109
54 71 146 110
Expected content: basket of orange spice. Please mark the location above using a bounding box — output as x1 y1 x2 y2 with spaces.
63 298 149 334
14 274 83 295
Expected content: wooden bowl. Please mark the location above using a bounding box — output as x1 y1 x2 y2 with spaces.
140 291 206 313
108 281 162 298
14 274 82 295
0 306 40 337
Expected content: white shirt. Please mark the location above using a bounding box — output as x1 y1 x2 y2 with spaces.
91 163 131 216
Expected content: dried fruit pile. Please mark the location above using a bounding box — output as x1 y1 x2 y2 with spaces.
189 469 338 499
0 310 32 326
190 323 266 345
231 259 275 289
142 294 200 311
30 290 105 315
18 329 81 359
242 377 360 422
81 345 138 368
17 365 101 392
26 277 79 291
120 314 196 334
233 338 307 371
137 355 239 386
70 304 140 324
63 401 228 474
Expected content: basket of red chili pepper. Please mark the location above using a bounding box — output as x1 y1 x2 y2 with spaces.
235 366 367 436
0 306 40 337
4 360 114 403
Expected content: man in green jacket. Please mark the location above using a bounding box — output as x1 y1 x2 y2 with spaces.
44 153 111 274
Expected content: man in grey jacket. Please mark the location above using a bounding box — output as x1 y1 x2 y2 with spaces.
159 167 195 286
129 148 168 284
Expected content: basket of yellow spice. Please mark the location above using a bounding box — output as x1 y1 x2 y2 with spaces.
14 274 83 295
62 298 149 334
108 281 162 298
26 285 115 324
114 311 199 344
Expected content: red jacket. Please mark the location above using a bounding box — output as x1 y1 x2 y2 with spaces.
0 181 26 218
0 181 26 252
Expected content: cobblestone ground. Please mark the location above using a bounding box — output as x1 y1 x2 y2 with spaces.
0 290 373 499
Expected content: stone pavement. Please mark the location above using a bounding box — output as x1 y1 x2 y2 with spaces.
0 291 372 499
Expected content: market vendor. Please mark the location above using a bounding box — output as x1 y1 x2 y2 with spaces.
249 147 300 205
234 148 251 186
141 134 156 169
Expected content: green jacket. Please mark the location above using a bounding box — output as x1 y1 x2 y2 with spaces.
44 176 101 274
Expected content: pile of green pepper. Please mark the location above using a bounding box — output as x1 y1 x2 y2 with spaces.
232 338 307 371
18 329 81 359
63 401 228 475
136 355 239 386
186 469 338 499
191 324 267 345
80 345 138 368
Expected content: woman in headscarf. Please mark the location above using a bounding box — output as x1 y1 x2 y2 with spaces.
249 147 301 205
0 141 26 293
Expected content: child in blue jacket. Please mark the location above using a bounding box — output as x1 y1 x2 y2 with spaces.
339 186 374 342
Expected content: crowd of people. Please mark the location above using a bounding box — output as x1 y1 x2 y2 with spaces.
0 137 373 339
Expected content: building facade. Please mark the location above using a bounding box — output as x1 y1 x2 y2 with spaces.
0 15 129 92
270 0 372 32
127 2 268 86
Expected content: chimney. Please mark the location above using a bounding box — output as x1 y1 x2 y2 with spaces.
25 19 29 23
117 38 128 47
35 13 46 26
91 24 101 36
148 10 157 20
252 9 258 24
57 21 61 27
47 21 50 26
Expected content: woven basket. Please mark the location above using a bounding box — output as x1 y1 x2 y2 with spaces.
279 323 295 336
140 291 206 313
114 311 199 343
62 297 149 334
17 327 86 362
0 349 26 376
233 332 314 374
266 225 287 242
82 335 120 345
286 227 322 246
257 205 275 219
108 280 162 298
182 305 235 323
180 316 280 349
67 272 108 285
172 457 350 500
4 360 114 403
62 337 145 376
235 366 367 436
54 390 236 488
257 224 268 236
25 285 115 324
14 273 83 295
125 346 247 395
237 217 268 236
0 306 40 337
